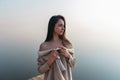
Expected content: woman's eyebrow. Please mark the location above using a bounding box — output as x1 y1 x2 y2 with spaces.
59 23 64 25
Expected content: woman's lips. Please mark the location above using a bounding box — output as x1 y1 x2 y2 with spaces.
60 31 63 33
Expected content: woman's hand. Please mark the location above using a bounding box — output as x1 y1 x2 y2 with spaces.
59 46 71 58
47 49 58 66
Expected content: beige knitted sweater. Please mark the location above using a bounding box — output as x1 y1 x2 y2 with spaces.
37 48 76 80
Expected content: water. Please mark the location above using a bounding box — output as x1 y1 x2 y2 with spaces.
0 42 120 80
0 42 38 80
73 50 120 80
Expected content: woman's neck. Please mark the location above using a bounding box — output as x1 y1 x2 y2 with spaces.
52 34 61 42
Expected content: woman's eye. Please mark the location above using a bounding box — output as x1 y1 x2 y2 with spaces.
58 24 63 27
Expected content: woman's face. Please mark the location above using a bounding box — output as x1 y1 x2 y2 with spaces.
54 19 65 35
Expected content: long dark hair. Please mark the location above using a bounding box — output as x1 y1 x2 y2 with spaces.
45 15 72 48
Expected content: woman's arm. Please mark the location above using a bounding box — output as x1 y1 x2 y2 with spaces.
37 43 50 74
37 56 50 74
37 43 57 74
67 48 76 68
59 46 76 68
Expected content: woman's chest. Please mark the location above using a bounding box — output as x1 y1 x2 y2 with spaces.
47 42 64 49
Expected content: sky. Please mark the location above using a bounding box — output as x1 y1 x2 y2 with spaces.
0 0 120 80
0 0 120 48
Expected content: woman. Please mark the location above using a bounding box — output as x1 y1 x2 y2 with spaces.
37 15 76 80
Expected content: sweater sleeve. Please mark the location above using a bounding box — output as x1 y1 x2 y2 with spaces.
67 48 76 68
37 56 50 74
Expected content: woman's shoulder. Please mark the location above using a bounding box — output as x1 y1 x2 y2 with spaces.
39 41 50 51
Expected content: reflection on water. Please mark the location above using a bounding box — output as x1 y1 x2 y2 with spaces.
0 43 120 80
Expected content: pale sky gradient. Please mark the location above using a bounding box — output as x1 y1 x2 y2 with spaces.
0 0 120 50
0 0 120 80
